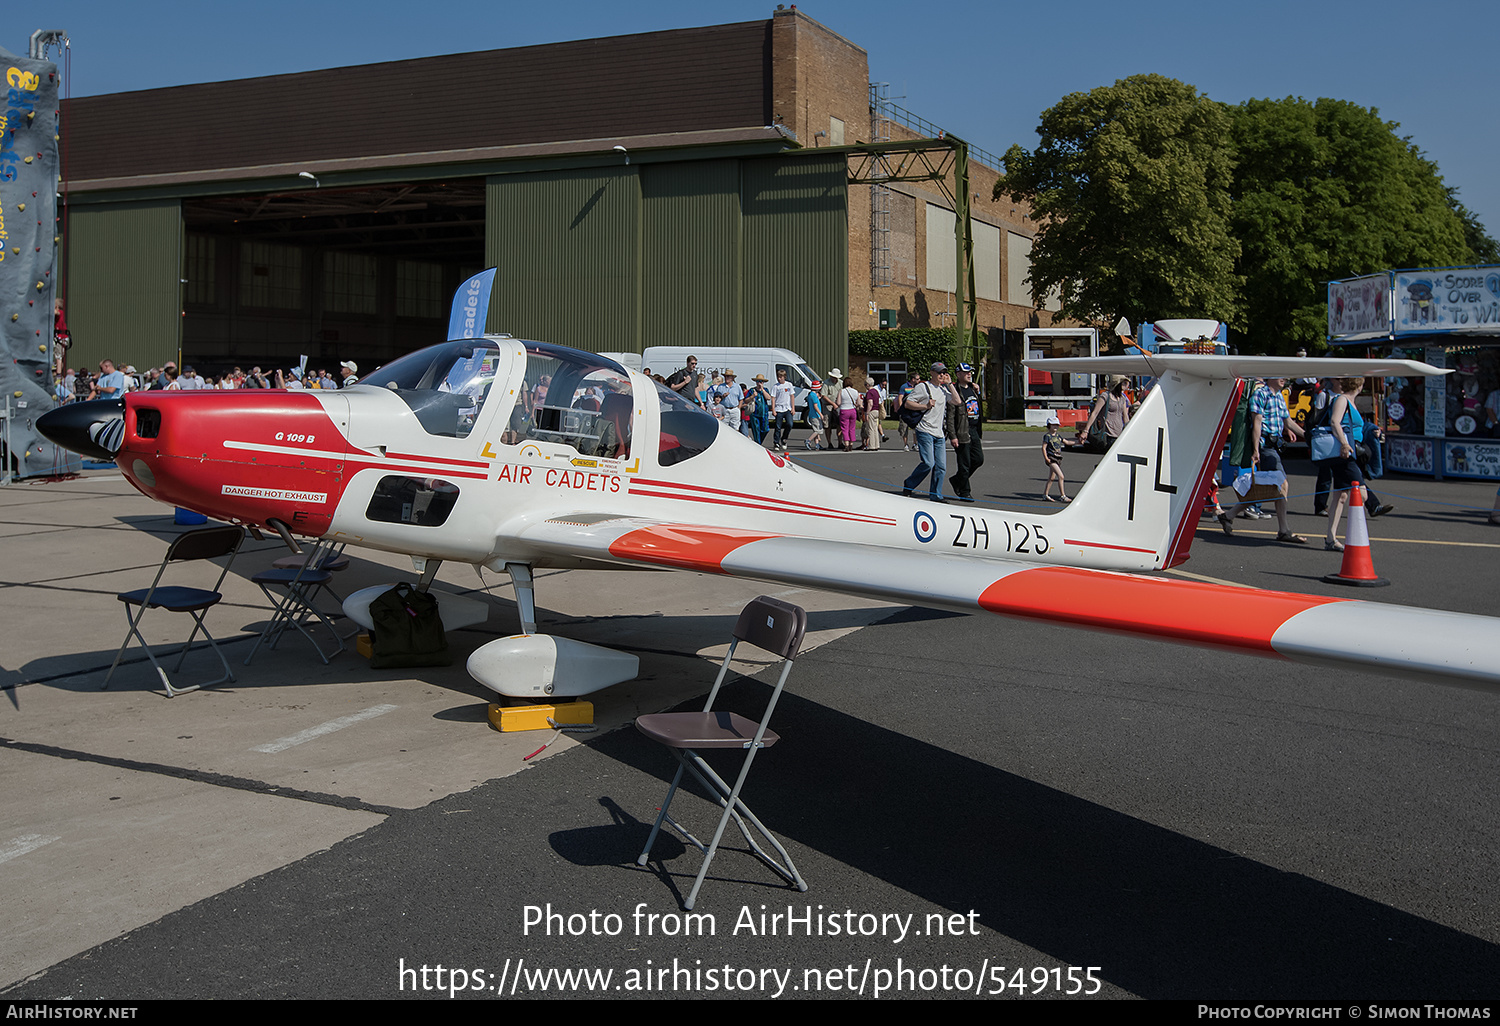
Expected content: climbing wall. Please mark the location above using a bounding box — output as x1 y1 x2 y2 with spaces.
0 44 73 477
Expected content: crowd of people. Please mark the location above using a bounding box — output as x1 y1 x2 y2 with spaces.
651 355 989 503
54 345 1496 538
657 351 1497 545
1213 371 1402 550
51 359 361 403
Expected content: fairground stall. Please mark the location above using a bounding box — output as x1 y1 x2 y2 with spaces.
1020 327 1099 427
1021 320 1229 428
1328 267 1500 480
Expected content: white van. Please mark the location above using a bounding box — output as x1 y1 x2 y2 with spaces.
598 352 642 373
640 346 822 419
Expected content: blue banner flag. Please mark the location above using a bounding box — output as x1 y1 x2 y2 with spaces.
448 268 496 340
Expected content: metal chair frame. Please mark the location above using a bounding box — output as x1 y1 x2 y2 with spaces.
244 538 346 666
636 596 809 910
105 524 245 698
271 542 357 638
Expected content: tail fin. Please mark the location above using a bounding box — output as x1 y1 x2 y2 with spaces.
1045 370 1240 571
1029 354 1447 572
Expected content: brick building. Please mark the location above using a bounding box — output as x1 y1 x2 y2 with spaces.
769 10 1069 406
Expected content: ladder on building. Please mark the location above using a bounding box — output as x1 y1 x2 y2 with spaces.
868 83 893 289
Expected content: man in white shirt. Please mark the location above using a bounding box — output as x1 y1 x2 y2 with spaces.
769 368 796 451
901 362 955 502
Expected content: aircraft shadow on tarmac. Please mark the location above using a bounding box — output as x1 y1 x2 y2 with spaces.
550 672 1500 1000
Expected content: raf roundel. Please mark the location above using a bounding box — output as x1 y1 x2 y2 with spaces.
913 511 938 543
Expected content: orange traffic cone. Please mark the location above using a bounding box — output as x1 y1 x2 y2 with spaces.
1324 482 1389 588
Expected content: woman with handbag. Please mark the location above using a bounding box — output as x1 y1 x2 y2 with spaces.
1314 377 1381 552
1079 376 1131 452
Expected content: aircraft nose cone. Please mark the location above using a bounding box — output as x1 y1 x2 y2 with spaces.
37 399 126 461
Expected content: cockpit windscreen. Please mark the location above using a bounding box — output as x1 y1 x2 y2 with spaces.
356 338 505 438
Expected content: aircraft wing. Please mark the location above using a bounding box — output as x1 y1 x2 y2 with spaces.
516 516 1500 693
1028 354 1448 380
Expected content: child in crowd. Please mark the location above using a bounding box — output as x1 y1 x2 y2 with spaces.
1043 416 1071 502
804 381 825 450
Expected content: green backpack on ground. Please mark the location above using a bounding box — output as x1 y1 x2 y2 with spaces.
368 583 450 668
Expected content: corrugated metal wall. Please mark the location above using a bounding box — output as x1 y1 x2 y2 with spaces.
485 153 847 374
741 154 847 379
640 159 741 348
66 199 182 371
485 167 639 351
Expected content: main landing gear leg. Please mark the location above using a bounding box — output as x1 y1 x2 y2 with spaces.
412 557 442 592
505 562 537 636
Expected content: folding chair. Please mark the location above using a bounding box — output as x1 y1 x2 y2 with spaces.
244 538 346 666
105 524 245 697
271 543 356 637
635 595 809 910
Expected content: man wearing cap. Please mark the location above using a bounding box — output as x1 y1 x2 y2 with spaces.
770 367 797 452
747 374 773 442
949 362 984 502
341 361 359 388
901 362 960 502
711 370 744 431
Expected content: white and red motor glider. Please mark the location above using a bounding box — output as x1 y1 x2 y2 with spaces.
39 274 1494 698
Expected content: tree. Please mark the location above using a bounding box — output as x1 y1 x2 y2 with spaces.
1231 97 1472 352
1448 189 1500 266
1000 79 1490 353
995 74 1241 328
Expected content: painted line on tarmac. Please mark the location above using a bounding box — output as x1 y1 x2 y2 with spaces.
1231 529 1500 549
0 833 60 866
0 736 401 815
252 704 400 754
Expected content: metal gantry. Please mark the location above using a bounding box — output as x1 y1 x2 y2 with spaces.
842 137 981 366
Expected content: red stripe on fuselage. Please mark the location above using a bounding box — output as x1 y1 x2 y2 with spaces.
1164 377 1245 569
341 456 489 481
607 525 780 574
628 487 893 526
628 476 896 526
385 451 490 469
1063 539 1158 554
977 565 1340 652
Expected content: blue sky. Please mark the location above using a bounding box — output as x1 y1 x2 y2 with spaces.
12 0 1499 247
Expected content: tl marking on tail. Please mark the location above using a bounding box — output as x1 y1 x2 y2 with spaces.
1117 428 1178 520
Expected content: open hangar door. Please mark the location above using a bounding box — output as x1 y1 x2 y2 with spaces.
179 179 486 379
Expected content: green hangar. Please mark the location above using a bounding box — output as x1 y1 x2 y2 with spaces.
60 12 855 378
